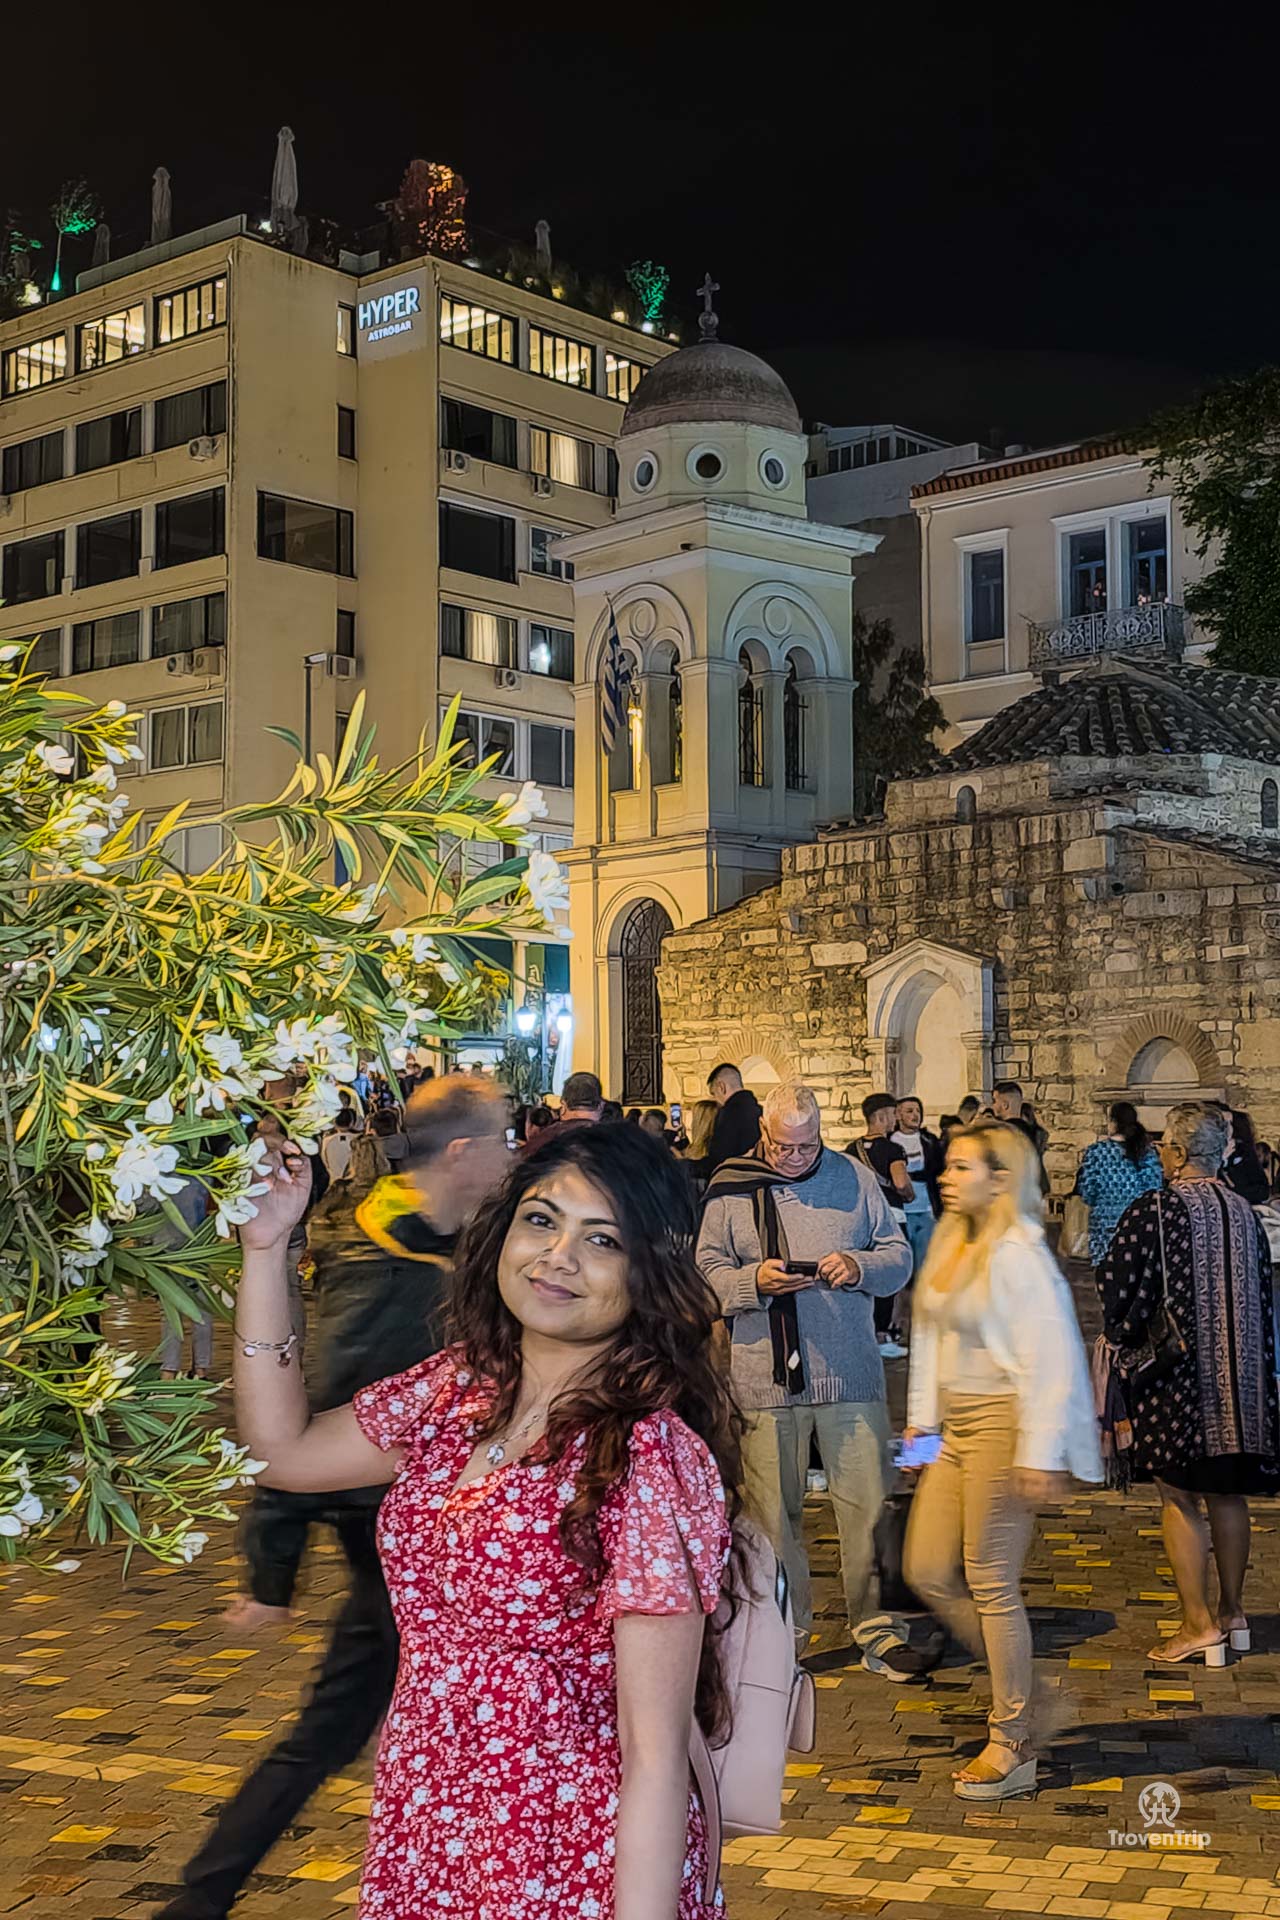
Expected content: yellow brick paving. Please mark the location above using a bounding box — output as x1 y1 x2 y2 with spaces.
2 1310 1280 1916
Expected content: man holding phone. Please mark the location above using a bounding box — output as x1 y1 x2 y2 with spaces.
698 1081 911 1642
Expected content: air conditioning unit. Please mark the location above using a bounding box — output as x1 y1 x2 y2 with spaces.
530 474 554 497
188 436 219 460
493 666 521 691
191 648 225 678
165 650 195 676
444 450 470 473
326 653 357 680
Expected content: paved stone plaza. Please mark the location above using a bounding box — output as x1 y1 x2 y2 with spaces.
6 1310 1280 1920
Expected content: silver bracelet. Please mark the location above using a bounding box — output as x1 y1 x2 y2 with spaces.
236 1331 299 1368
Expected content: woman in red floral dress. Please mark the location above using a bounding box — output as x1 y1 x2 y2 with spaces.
233 1122 742 1920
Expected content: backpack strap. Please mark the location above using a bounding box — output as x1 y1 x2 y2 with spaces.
688 1722 723 1909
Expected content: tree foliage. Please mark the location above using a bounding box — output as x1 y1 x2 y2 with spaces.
1148 367 1280 675
0 645 565 1569
850 611 945 815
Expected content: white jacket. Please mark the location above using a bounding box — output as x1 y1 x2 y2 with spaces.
907 1220 1104 1482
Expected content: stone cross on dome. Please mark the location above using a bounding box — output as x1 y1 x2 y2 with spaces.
697 272 720 341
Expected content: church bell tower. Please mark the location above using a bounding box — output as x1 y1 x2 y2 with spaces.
557 283 879 1104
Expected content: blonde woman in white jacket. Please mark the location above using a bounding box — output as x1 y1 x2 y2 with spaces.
902 1121 1102 1801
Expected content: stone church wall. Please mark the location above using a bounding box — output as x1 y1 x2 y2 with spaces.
658 796 1280 1193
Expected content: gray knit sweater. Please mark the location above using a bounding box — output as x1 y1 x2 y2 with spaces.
697 1148 911 1409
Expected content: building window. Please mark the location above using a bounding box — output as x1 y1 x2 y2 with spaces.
75 406 143 474
440 602 516 667
965 547 1006 646
608 675 639 793
530 526 573 580
76 304 145 372
336 610 356 659
155 276 228 345
453 708 516 778
2 530 64 605
150 701 224 770
2 332 67 395
152 591 226 657
76 511 141 589
8 629 63 675
1125 517 1169 605
530 723 574 789
669 669 683 782
1067 528 1108 617
529 426 595 490
955 785 977 824
738 649 766 787
605 352 642 402
337 405 357 460
2 429 64 494
438 295 514 363
257 493 354 576
528 623 574 681
154 382 226 451
528 325 593 389
71 610 142 673
337 305 356 356
438 503 516 583
162 820 225 873
1264 780 1279 831
440 398 516 467
155 488 226 569
784 658 808 789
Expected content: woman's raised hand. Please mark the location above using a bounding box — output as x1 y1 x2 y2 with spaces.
239 1131 313 1250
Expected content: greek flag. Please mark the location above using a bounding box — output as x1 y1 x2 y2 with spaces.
600 605 632 755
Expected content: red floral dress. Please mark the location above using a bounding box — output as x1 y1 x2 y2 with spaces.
352 1348 732 1920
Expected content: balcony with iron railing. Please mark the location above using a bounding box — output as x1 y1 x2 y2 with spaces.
1027 600 1186 670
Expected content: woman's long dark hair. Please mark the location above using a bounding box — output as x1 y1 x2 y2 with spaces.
1109 1100 1150 1167
447 1123 745 1738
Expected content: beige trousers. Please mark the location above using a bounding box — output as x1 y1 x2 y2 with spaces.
903 1393 1035 1747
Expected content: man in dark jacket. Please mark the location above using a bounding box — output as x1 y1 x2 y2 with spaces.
706 1062 764 1174
159 1077 509 1920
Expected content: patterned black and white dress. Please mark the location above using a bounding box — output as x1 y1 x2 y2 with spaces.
1099 1179 1280 1494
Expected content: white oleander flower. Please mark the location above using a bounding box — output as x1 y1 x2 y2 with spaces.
52 1559 81 1573
37 1023 62 1053
175 1529 210 1563
33 741 75 777
63 1213 111 1273
106 1126 184 1211
144 1092 175 1125
524 849 570 924
497 781 549 829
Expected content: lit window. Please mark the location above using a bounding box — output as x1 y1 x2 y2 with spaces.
76 512 141 589
1125 517 1169 605
337 305 356 356
528 624 574 681
155 489 226 569
528 325 593 388
529 426 595 490
72 610 142 673
605 353 643 402
530 723 574 789
155 276 228 345
75 407 142 472
150 701 223 770
440 603 516 667
438 295 514 363
151 592 226 657
77 304 145 372
1 530 64 605
965 548 1005 646
530 526 573 580
2 429 64 493
258 493 354 576
2 332 67 395
154 382 226 451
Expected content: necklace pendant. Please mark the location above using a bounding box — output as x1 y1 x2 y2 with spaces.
485 1442 506 1467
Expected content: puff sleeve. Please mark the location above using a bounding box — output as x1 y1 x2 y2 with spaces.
352 1347 470 1453
597 1411 731 1622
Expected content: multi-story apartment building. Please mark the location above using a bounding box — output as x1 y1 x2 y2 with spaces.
0 218 664 1051
910 440 1208 744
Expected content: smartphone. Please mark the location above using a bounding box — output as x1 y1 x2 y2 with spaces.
895 1433 943 1470
784 1260 819 1276
670 1103 683 1125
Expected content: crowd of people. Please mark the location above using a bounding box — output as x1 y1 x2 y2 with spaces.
153 1059 1280 1920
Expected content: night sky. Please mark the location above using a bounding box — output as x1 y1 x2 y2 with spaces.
7 11 1273 447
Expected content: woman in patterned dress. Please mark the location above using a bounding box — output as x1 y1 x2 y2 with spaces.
232 1122 742 1920
1076 1100 1164 1271
1099 1101 1280 1665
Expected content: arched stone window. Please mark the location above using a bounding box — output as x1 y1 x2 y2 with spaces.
618 898 673 1105
738 646 765 787
955 785 977 824
669 668 683 781
1263 778 1278 830
784 652 810 790
606 650 640 793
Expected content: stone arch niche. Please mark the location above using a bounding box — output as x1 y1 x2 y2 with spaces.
1100 1011 1224 1129
862 939 994 1115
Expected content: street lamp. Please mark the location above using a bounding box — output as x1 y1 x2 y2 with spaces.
514 1004 537 1037
555 1011 573 1035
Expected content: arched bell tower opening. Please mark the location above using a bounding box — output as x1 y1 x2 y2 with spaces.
618 898 673 1104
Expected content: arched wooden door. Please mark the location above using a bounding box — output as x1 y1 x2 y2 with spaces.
619 899 673 1105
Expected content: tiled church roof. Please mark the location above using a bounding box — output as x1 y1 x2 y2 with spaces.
940 661 1280 773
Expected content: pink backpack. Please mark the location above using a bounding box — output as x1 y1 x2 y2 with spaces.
687 1520 817 1904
